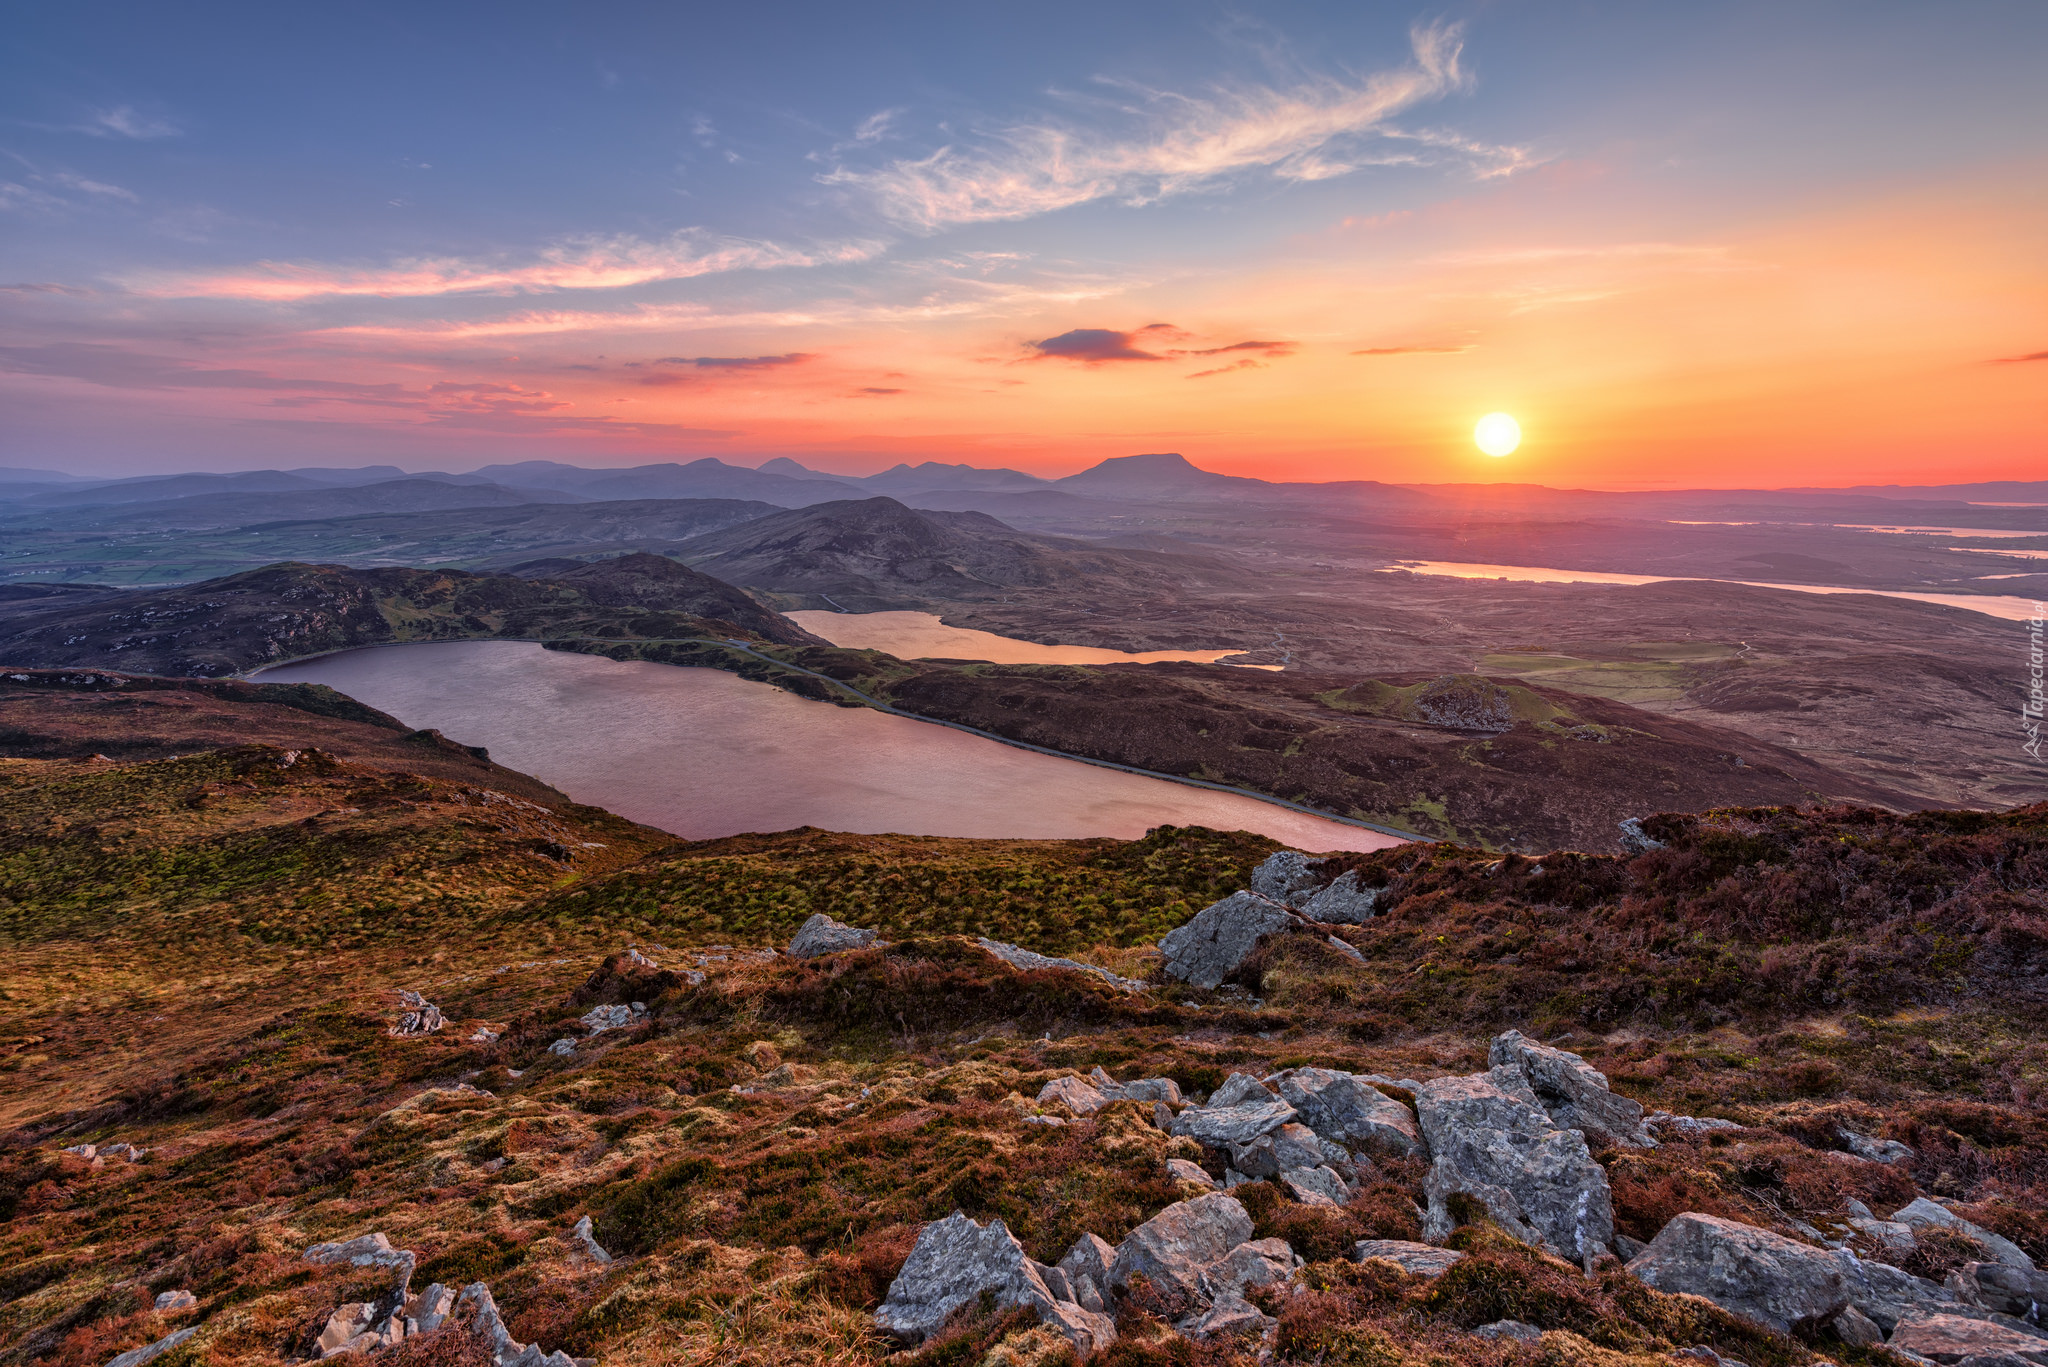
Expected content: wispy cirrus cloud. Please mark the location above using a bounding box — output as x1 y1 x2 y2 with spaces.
1351 343 1472 355
820 22 1524 230
129 231 887 301
79 105 183 139
1992 349 2048 364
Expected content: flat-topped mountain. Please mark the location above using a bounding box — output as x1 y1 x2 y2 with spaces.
679 495 1251 610
0 553 818 676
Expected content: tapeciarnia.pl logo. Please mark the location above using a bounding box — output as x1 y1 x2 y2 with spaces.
2026 601 2046 761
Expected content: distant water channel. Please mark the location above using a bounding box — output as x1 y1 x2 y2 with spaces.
785 609 1266 666
256 641 1400 851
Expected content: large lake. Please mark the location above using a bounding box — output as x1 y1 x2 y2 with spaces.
785 609 1260 665
257 641 1400 852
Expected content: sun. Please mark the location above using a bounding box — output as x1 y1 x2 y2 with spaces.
1474 412 1521 457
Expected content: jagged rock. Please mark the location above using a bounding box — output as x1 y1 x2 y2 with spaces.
1250 850 1325 908
787 912 880 958
1617 817 1666 853
1202 1238 1297 1298
1889 1313 2048 1365
405 1285 455 1335
1414 675 1516 731
874 1213 1116 1355
1107 1193 1255 1301
63 1143 97 1158
1304 870 1379 924
1474 1320 1544 1343
1088 1067 1182 1106
1057 1233 1117 1314
1488 1029 1655 1148
1948 1262 2048 1322
1159 891 1298 989
458 1282 578 1367
103 1142 146 1162
1851 1256 1956 1332
1646 1112 1743 1138
105 1327 198 1367
391 991 445 1037
1894 1200 2035 1271
1353 1241 1466 1277
1177 1291 1274 1343
1171 1092 1298 1150
316 1302 388 1357
570 1216 613 1265
1839 1127 1915 1164
1279 1166 1350 1207
547 1039 576 1057
469 1027 500 1043
1845 1198 1917 1255
1624 1213 1866 1334
153 1291 196 1312
579 1002 646 1034
305 1233 414 1271
1166 1158 1218 1190
1151 1101 1175 1131
1833 1305 1885 1347
1415 1071 1615 1264
1270 1067 1420 1156
1228 1121 1327 1179
1211 1073 1277 1107
1038 1076 1110 1115
625 947 658 969
977 938 1147 992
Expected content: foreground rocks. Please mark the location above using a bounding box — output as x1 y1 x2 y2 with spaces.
786 912 879 958
873 1212 1116 1354
1159 891 1298 989
1489 1029 1655 1148
299 1233 578 1366
1625 1213 1869 1334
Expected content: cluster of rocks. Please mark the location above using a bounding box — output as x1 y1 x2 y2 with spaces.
876 1193 1300 1354
295 1231 592 1367
61 1140 147 1165
1158 851 1382 989
389 991 445 1038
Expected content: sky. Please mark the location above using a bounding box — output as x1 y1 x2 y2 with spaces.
2 1 2044 487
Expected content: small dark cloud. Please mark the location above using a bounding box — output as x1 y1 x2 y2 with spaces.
0 282 89 295
651 353 815 369
1027 328 1167 363
1992 350 2048 364
1188 359 1267 379
853 386 903 396
1350 344 1471 356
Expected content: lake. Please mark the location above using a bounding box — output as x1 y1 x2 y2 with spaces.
784 609 1267 665
256 640 1401 852
1384 561 2041 622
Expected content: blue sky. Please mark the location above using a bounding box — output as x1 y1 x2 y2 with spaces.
4 2 2044 484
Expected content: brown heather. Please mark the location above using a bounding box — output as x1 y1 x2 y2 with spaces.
2 715 2044 1367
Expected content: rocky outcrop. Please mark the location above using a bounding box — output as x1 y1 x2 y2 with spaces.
570 1216 613 1265
104 1328 197 1367
1894 1199 2035 1271
1488 1030 1655 1148
1169 1075 1298 1149
1279 1166 1351 1207
152 1291 196 1313
1947 1262 2048 1323
390 991 445 1037
787 913 880 958
579 1002 646 1034
1159 891 1297 989
874 1212 1116 1355
1247 851 1378 923
1057 1233 1118 1314
1844 1198 1918 1256
1840 1126 1914 1164
1037 1068 1183 1116
1107 1194 1257 1302
1178 1292 1273 1343
1353 1241 1466 1277
1166 1158 1218 1190
1270 1067 1420 1155
1415 1069 1615 1264
1302 870 1379 924
457 1283 577 1367
1474 1320 1544 1343
1616 817 1666 854
977 938 1147 992
1226 1121 1329 1179
1624 1213 1865 1334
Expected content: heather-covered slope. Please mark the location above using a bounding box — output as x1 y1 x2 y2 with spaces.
2 681 2045 1367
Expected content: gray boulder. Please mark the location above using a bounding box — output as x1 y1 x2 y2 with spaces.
1894 1199 2035 1271
1279 1166 1351 1207
1166 1158 1218 1190
1889 1312 2048 1365
1211 1073 1277 1107
1474 1320 1544 1343
105 1329 198 1367
1271 1067 1420 1155
1839 1127 1914 1165
977 937 1147 992
1415 1071 1615 1264
1844 1198 1917 1256
153 1291 196 1313
1250 850 1325 908
1172 1096 1298 1150
788 913 880 958
1177 1291 1274 1343
1159 891 1297 989
1108 1193 1255 1301
1617 818 1666 853
1488 1030 1655 1148
569 1215 612 1265
1353 1240 1466 1278
1624 1213 1865 1334
1201 1238 1297 1298
1948 1262 2048 1324
457 1283 577 1367
1228 1121 1327 1179
1303 870 1379 924
305 1232 414 1272
1088 1067 1182 1106
1038 1076 1110 1116
874 1212 1116 1354
1057 1233 1117 1314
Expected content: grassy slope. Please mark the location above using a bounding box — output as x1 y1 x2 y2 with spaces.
2 717 2045 1367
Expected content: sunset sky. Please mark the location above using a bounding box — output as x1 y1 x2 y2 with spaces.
3 1 2043 487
